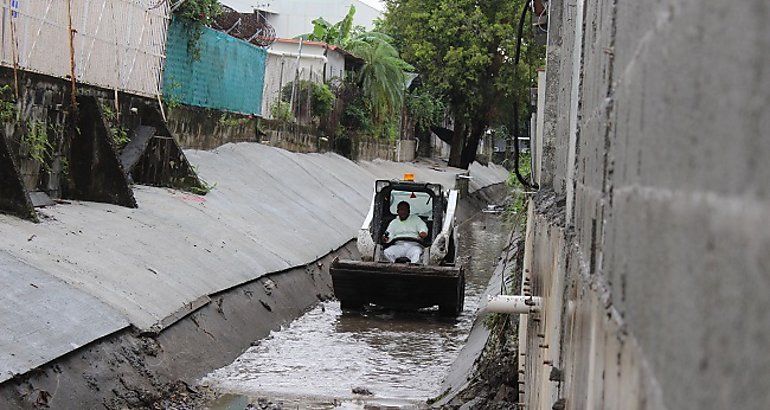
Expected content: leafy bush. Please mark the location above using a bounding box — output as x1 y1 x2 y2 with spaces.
341 98 371 132
173 0 222 61
270 100 294 124
281 80 335 118
0 84 16 122
22 121 52 167
406 89 445 132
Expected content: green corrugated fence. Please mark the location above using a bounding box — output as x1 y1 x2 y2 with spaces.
163 20 266 115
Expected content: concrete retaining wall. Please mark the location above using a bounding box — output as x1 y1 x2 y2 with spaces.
0 142 509 408
164 104 402 162
521 0 770 409
0 240 358 410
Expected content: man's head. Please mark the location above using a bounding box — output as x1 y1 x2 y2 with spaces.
396 201 410 220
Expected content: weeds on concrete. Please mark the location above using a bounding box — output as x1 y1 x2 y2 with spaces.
101 103 130 150
0 84 17 122
218 113 252 127
22 120 52 170
270 100 294 125
504 152 532 232
189 180 216 195
427 387 452 405
110 126 130 149
164 78 183 110
189 165 217 195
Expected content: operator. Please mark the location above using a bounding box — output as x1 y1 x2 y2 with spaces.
382 201 429 263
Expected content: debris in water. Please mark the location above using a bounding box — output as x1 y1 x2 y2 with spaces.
352 387 374 396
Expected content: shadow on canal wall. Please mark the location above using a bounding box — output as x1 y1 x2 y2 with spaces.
0 186 508 410
0 142 510 409
0 241 358 409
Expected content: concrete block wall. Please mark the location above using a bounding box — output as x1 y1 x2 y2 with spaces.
522 0 770 409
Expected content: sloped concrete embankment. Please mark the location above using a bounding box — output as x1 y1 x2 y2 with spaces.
431 225 523 409
0 142 510 409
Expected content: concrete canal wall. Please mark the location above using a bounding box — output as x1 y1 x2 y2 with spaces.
519 0 770 409
0 142 509 409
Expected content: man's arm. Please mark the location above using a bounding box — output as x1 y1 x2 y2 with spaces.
382 219 395 243
415 216 429 239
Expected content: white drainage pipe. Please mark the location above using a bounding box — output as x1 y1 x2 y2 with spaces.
485 295 542 314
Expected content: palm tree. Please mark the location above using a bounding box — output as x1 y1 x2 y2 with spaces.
299 5 356 45
345 32 414 133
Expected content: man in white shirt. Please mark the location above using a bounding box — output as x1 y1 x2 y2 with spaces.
382 201 429 263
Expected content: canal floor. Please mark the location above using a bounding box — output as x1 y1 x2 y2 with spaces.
201 211 511 409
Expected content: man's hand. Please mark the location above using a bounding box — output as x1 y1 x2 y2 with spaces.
382 233 390 243
418 231 428 239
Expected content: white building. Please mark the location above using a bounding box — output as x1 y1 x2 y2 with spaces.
220 0 382 39
262 38 361 118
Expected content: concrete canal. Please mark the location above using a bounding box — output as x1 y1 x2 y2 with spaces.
200 211 511 409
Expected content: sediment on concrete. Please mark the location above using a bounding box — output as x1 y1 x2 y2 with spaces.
0 142 511 409
0 240 358 410
0 187 510 410
431 215 523 409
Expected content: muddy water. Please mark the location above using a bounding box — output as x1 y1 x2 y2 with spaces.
202 212 510 409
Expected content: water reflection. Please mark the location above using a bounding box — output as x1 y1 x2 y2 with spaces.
202 213 509 409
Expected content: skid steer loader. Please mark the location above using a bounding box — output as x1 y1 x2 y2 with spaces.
330 175 464 316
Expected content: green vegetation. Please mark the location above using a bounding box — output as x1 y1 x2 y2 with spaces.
281 80 335 119
0 84 16 122
163 78 183 110
299 7 413 140
101 104 130 150
218 113 252 127
406 87 445 133
504 151 532 230
303 5 358 45
22 121 52 169
345 32 413 139
270 100 294 124
189 179 217 195
340 90 373 133
110 126 130 149
173 0 222 61
380 0 545 168
101 104 117 122
426 387 452 405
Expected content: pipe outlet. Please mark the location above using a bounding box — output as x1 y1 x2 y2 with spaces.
485 295 542 314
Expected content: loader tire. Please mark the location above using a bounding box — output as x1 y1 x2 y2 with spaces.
439 274 465 317
340 298 363 310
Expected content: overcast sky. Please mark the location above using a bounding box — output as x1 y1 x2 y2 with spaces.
359 0 385 11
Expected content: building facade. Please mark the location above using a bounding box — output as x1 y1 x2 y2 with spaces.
222 0 382 39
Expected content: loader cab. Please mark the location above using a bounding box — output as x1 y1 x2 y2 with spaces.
372 179 445 246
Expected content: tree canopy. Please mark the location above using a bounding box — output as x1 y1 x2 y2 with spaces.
301 6 414 140
380 0 541 168
346 32 413 135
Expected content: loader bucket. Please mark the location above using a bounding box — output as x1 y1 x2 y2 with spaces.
330 258 465 316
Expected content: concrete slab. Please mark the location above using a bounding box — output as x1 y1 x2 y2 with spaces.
467 162 511 193
0 251 129 383
359 158 509 194
0 142 509 382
